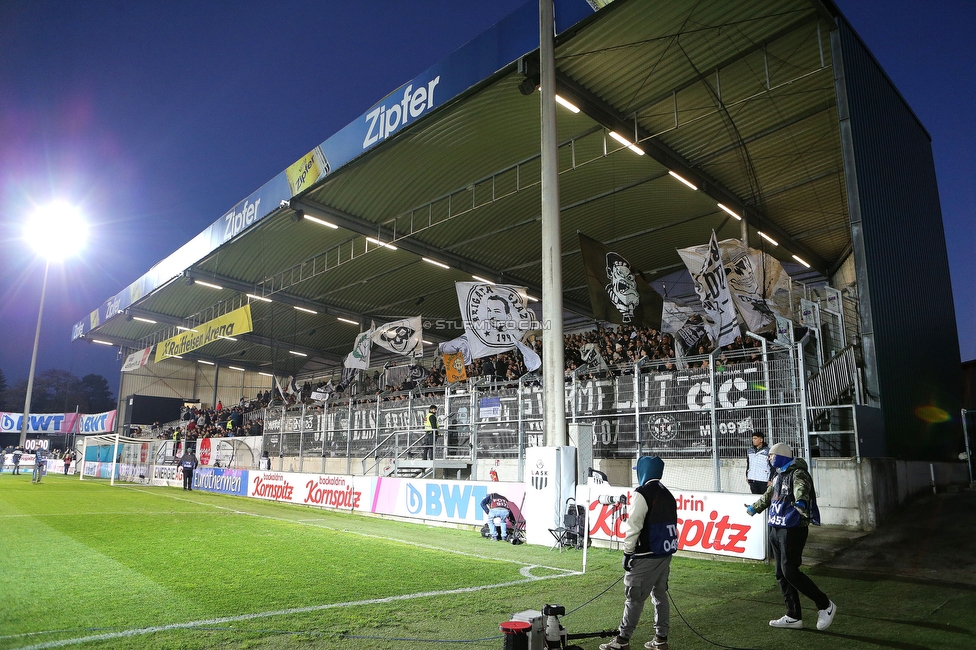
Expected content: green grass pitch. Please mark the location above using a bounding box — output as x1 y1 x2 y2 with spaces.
1 472 973 649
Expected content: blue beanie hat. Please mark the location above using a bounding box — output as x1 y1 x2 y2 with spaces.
637 456 664 484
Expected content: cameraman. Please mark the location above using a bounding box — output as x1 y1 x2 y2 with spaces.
601 456 677 650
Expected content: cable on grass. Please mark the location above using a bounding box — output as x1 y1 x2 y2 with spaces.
668 591 761 650
564 574 624 617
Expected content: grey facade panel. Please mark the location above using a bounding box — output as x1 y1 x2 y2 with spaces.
836 19 961 460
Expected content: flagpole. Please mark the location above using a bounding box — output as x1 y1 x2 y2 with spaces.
540 0 566 446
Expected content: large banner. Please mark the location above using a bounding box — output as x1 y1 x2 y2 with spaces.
192 467 249 496
155 305 253 362
577 484 767 560
455 282 535 360
578 232 663 328
344 326 375 369
677 231 739 347
371 316 423 358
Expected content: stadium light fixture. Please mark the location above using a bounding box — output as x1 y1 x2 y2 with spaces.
366 236 397 251
422 257 450 269
176 325 198 332
246 293 272 303
289 350 308 357
337 317 359 325
304 214 338 229
758 231 779 246
717 203 742 220
422 339 433 345
132 316 157 324
294 306 318 314
220 336 238 342
20 201 89 447
91 339 114 346
608 131 645 155
197 359 214 365
258 372 274 377
554 94 580 113
228 366 245 372
471 275 495 284
194 280 223 290
526 294 539 302
668 171 698 191
792 254 811 268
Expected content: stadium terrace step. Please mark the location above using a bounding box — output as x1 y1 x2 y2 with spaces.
803 525 868 566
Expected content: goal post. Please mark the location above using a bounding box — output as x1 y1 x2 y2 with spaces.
79 433 160 485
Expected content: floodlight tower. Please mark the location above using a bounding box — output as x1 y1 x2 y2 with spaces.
20 202 89 448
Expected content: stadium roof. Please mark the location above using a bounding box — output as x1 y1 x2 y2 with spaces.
74 0 868 380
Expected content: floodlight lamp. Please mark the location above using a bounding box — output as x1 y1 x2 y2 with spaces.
25 202 88 260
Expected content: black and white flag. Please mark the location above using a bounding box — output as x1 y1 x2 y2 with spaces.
344 323 375 369
578 232 663 328
371 316 423 358
677 231 739 347
455 282 535 360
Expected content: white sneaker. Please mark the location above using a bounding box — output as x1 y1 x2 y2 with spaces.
817 601 837 630
769 615 802 629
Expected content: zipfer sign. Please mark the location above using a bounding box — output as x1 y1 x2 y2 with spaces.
155 305 253 362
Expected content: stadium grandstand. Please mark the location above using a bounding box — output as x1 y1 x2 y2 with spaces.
64 0 969 537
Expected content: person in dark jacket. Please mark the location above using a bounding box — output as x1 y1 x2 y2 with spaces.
480 492 511 542
179 449 199 491
747 442 836 631
600 456 678 650
746 431 771 494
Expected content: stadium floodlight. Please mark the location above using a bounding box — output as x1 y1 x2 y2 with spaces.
717 203 742 220
91 339 114 346
337 317 359 325
668 170 698 191
194 280 223 290
758 231 779 246
289 350 308 357
471 275 495 284
608 131 645 155
20 202 88 447
554 94 580 113
132 316 157 324
294 306 318 314
792 254 811 268
366 236 397 251
422 257 450 269
246 293 272 303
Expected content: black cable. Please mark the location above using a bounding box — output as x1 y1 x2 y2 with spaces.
668 591 761 650
564 573 624 617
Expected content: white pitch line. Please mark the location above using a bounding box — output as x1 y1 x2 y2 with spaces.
16 571 576 650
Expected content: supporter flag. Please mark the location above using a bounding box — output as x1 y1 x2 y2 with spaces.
514 339 542 372
121 345 154 372
721 239 791 332
409 364 429 382
344 323 375 369
443 350 467 383
310 380 334 402
337 366 357 392
438 335 471 365
455 282 535 360
578 342 608 371
677 231 739 347
662 301 709 355
578 232 663 328
371 316 423 358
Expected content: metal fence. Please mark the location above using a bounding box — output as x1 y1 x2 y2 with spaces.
255 342 846 492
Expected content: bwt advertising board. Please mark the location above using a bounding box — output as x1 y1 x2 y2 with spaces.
577 485 767 560
245 471 525 527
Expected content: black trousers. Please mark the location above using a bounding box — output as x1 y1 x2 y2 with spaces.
183 469 194 490
748 480 768 494
769 526 829 619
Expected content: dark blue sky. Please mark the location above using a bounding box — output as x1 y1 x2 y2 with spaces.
1 0 973 394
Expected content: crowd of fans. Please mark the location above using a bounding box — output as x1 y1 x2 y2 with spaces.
140 324 771 420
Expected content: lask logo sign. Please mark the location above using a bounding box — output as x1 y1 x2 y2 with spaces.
531 458 548 490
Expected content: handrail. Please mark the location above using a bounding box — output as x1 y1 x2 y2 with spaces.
360 428 402 475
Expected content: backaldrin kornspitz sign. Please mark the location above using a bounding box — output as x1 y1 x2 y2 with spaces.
155 305 253 362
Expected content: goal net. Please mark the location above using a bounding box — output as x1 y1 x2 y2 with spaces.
79 434 161 484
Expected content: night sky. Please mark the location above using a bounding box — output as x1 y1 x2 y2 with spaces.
1 0 973 397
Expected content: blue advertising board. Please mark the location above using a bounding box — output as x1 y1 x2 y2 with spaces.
192 467 250 496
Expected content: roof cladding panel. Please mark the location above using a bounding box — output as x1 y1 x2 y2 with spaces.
81 0 878 382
